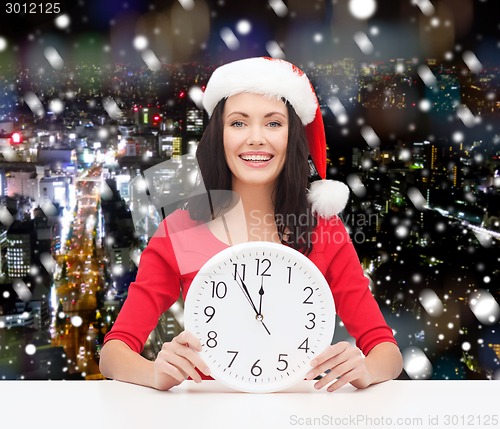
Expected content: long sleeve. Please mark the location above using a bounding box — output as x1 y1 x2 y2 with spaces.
103 219 181 353
309 217 397 356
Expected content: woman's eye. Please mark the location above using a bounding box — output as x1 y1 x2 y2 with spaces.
231 121 245 127
268 121 282 127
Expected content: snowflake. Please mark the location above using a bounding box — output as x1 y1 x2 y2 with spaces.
463 51 483 74
142 50 161 72
418 99 432 112
266 41 285 59
346 174 367 198
188 86 203 109
25 344 37 355
44 46 64 70
0 37 7 52
54 14 71 29
469 290 500 325
417 65 437 87
361 125 380 148
269 0 288 17
349 0 377 20
71 316 83 327
133 35 148 51
220 27 239 51
48 99 64 114
403 346 433 380
24 92 45 117
419 288 444 317
178 0 195 11
354 32 374 55
236 20 252 36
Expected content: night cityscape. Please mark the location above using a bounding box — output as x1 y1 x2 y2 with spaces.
0 0 499 383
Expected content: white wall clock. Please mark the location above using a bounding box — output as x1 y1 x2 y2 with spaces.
184 241 336 393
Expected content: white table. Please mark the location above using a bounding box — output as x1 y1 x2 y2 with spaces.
1 380 499 429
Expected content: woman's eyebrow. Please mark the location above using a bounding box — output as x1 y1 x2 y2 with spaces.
264 111 287 119
226 111 249 117
226 111 287 118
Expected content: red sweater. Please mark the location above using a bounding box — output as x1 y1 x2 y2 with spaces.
104 210 397 357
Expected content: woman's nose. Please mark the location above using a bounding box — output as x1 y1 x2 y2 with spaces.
247 126 265 145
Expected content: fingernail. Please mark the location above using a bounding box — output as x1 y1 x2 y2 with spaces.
310 359 317 366
204 367 211 375
305 372 314 380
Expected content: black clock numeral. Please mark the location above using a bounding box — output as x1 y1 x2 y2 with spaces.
255 258 271 276
298 338 310 353
277 354 288 371
303 286 314 304
206 331 218 348
211 281 227 299
305 312 316 330
227 350 239 368
232 263 246 281
287 266 292 284
251 359 263 376
204 306 215 323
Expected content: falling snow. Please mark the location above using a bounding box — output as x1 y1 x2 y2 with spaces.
0 0 497 384
265 41 285 59
462 51 483 74
361 125 380 148
268 0 288 18
353 32 374 55
220 28 240 51
349 0 377 20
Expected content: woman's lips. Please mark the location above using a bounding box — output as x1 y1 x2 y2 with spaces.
238 152 274 167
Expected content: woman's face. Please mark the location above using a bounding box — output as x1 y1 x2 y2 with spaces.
223 92 289 190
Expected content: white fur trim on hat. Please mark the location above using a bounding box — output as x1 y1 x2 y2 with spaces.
307 179 350 218
203 57 317 126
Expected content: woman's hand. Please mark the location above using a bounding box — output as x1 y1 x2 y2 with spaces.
152 331 211 390
305 341 372 392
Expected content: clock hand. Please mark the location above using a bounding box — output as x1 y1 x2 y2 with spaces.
258 277 264 316
235 271 259 315
235 272 271 335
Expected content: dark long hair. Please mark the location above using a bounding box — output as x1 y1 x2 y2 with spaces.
189 97 317 255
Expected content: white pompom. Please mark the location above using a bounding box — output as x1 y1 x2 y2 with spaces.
307 180 350 218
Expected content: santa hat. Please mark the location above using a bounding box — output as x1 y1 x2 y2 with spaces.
202 57 349 218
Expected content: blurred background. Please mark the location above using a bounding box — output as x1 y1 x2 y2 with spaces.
0 0 499 381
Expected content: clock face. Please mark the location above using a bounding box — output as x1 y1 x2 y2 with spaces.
184 241 336 393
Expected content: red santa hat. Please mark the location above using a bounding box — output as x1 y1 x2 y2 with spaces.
202 57 349 218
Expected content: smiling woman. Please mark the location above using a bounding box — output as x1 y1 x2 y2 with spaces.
99 57 402 393
223 93 289 193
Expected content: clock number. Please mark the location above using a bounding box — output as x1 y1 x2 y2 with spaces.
298 338 310 353
204 306 215 323
255 258 271 276
287 266 292 284
232 263 246 281
227 350 239 368
303 287 314 304
251 359 263 377
305 312 316 330
211 281 227 299
206 331 218 348
277 354 288 371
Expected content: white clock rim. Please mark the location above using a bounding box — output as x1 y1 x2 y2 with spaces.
184 241 336 393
